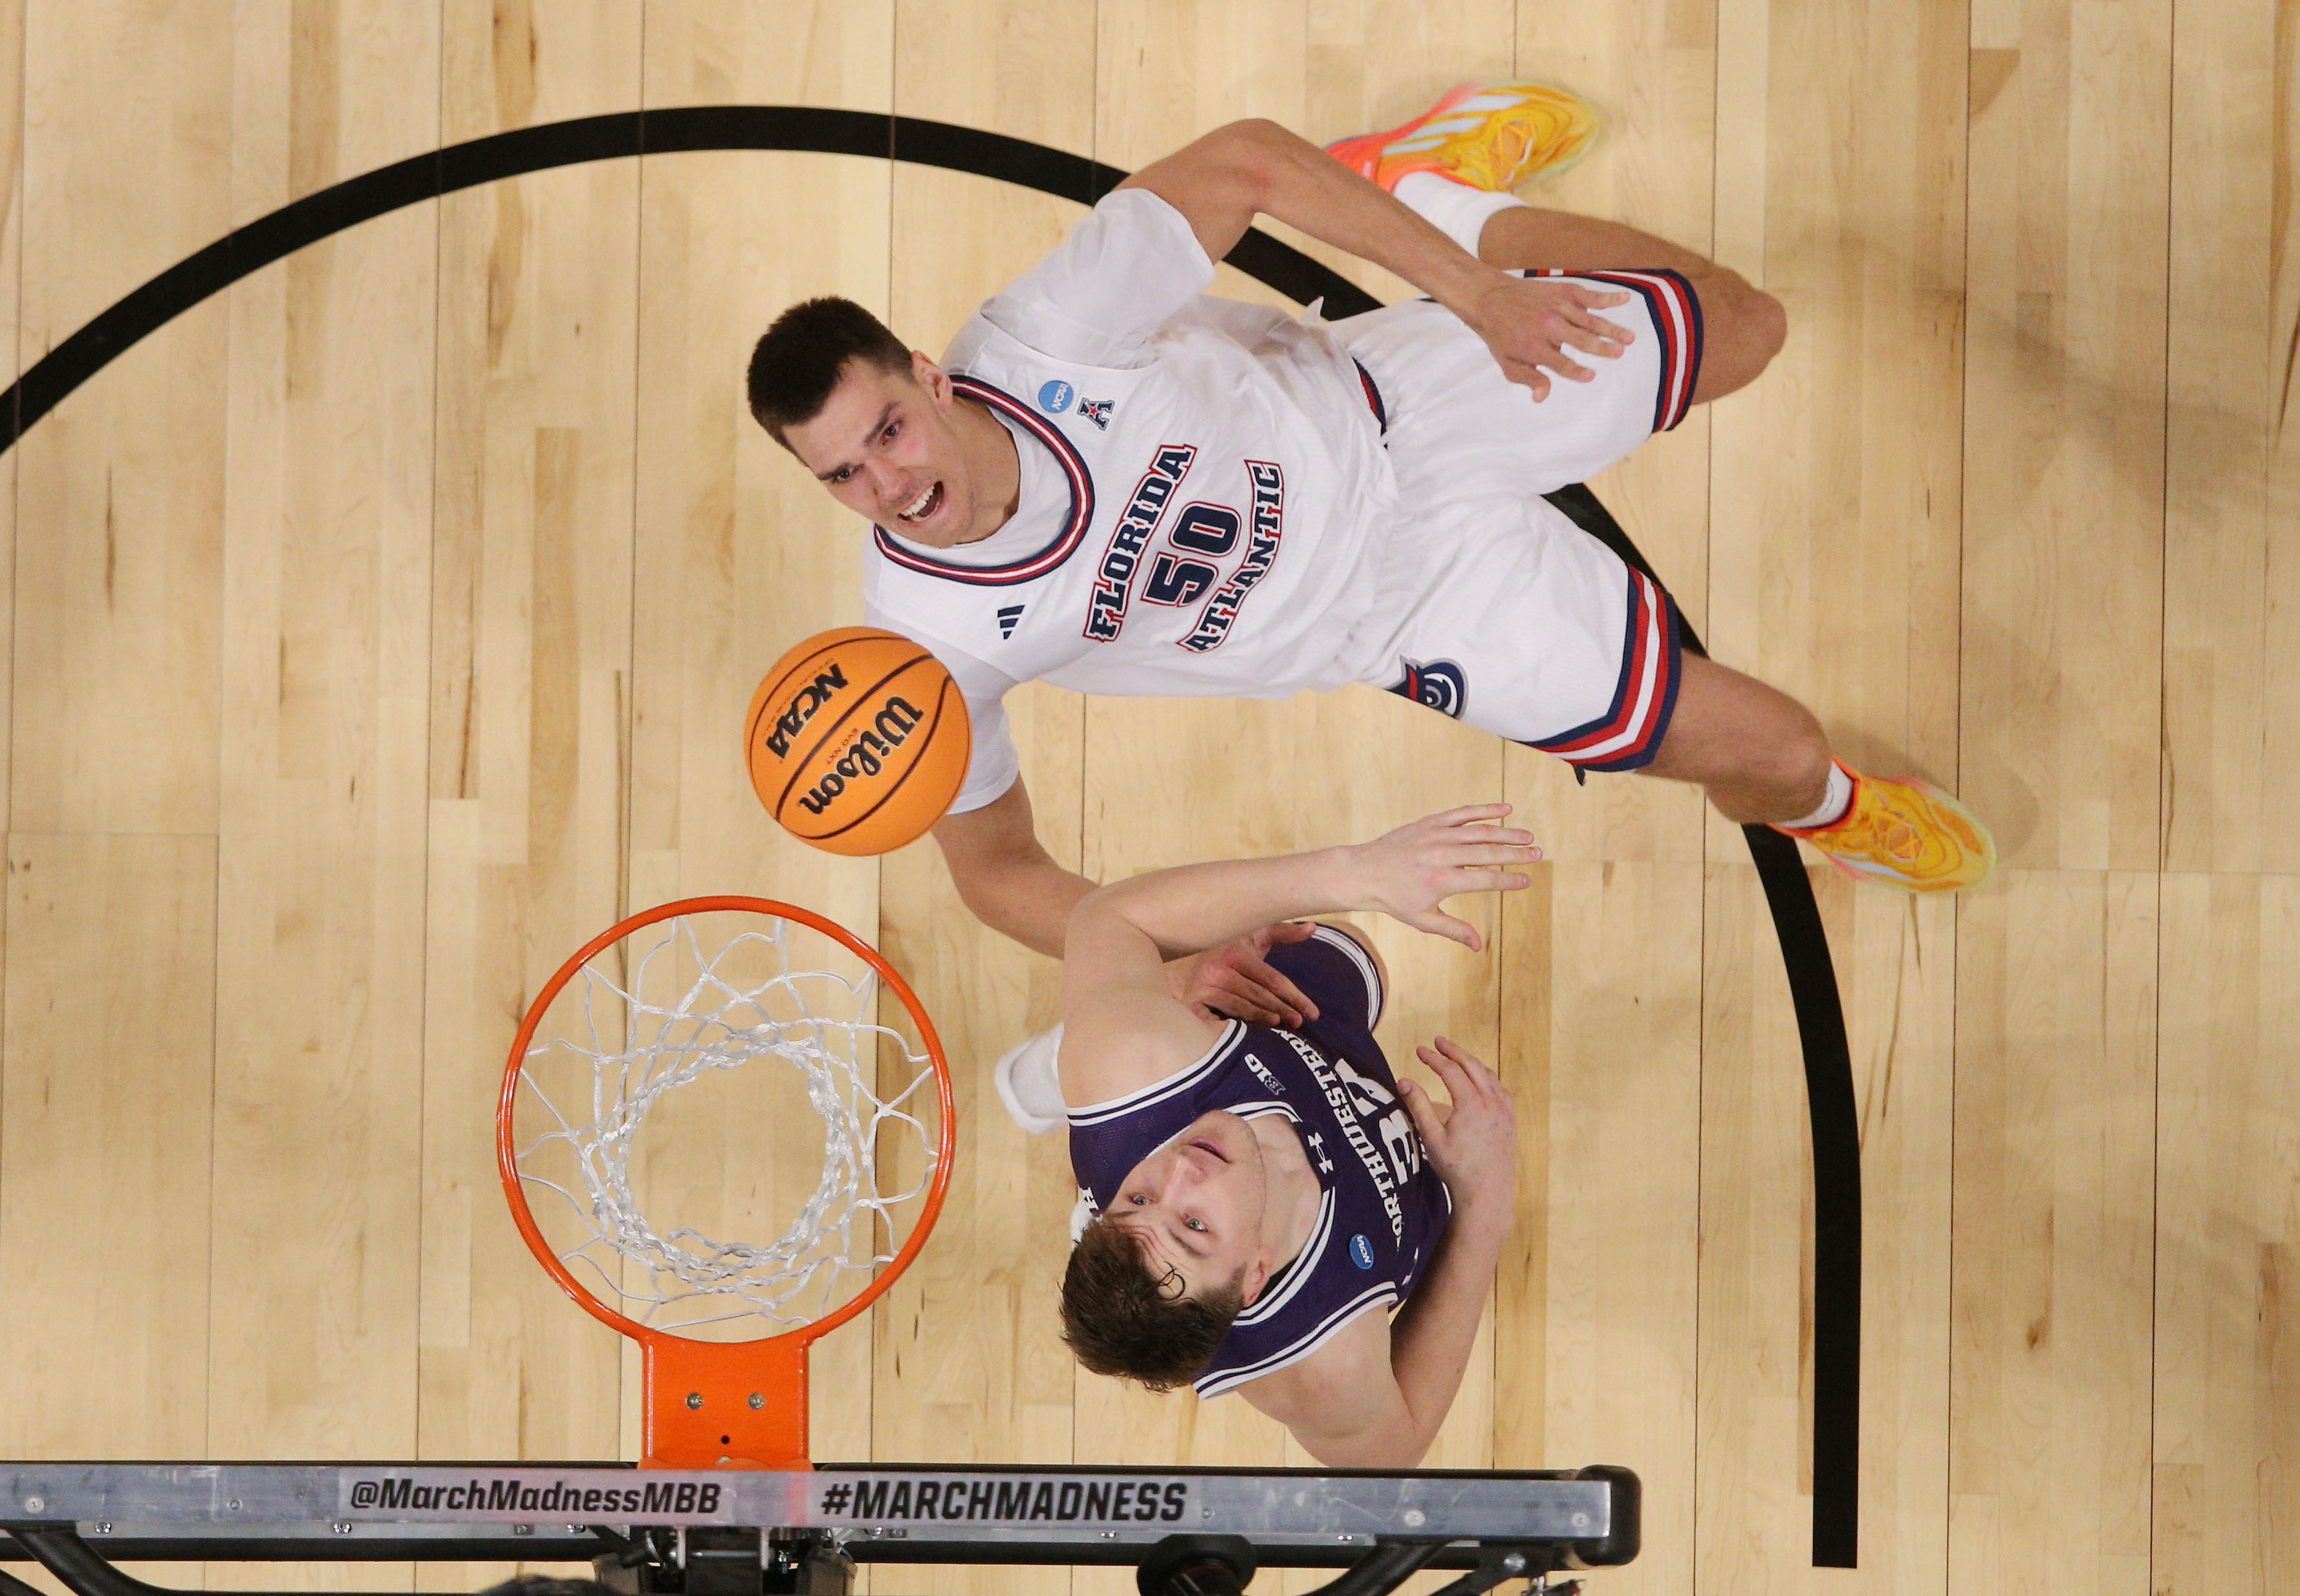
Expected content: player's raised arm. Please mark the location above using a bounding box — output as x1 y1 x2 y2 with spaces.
1235 1035 1518 1469
1067 803 1541 966
1116 120 1634 393
1059 806 1537 1096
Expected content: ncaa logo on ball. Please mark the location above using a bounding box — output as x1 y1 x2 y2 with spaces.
1037 379 1074 413
1349 1235 1375 1269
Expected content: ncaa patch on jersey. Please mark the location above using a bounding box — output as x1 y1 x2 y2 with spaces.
1349 1235 1375 1269
1037 379 1074 413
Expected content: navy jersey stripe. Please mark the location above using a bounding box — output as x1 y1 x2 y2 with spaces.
1523 568 1682 773
1528 267 1706 433
869 375 1097 585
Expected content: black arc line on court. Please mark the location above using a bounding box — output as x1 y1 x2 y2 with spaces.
0 105 1860 1568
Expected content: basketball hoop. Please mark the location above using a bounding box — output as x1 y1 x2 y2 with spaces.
497 897 953 1470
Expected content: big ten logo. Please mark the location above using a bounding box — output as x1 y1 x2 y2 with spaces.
797 696 925 815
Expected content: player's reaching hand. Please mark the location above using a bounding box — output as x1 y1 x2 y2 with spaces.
1464 273 1636 401
1340 804 1541 951
1398 1036 1517 1222
1164 921 1321 1026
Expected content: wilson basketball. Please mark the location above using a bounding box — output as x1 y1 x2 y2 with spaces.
745 627 971 856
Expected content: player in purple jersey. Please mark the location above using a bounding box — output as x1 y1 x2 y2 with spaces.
1054 804 1534 1466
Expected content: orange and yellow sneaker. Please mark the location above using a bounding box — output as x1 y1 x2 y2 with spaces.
1325 81 1600 194
1779 763 1997 892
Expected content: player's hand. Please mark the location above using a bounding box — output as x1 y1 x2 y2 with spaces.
1399 1035 1517 1220
1464 272 1634 401
1340 804 1540 951
1165 922 1321 1025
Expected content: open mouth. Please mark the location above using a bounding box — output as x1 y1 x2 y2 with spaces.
895 480 944 524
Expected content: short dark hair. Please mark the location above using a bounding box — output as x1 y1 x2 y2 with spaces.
746 297 914 444
1059 1218 1244 1390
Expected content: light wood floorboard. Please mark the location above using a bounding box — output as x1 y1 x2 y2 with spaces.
0 8 2292 1596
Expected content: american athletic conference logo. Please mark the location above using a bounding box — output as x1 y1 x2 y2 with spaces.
1389 658 1466 718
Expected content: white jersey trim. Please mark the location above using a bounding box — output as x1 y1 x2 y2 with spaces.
1065 1020 1244 1127
1233 1186 1334 1329
1193 1282 1399 1398
869 376 1096 585
1309 925 1383 1030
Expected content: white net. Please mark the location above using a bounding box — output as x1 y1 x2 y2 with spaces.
509 909 942 1335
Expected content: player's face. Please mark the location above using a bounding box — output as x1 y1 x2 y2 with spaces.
783 354 979 547
1107 1111 1272 1306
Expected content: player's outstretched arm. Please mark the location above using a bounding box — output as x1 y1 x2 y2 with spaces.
933 779 1322 1025
1059 806 1535 1104
1118 120 1633 397
1236 1037 1518 1468
1069 803 1541 964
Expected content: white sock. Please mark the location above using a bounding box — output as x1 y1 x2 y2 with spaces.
992 1022 1067 1136
1391 170 1529 259
1782 764 1854 832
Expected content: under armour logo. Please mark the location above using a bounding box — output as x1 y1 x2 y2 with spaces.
1305 1132 1334 1174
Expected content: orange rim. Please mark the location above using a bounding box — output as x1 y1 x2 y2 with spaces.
495 895 955 1356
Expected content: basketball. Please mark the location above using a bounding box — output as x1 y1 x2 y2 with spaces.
744 627 971 856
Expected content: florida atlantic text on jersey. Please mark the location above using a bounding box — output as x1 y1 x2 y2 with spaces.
862 188 1695 812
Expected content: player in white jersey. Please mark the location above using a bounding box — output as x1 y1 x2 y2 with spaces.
748 89 1996 991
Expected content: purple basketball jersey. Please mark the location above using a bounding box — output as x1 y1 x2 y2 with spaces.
1067 926 1453 1397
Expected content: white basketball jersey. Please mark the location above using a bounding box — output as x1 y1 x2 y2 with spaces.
862 189 1396 812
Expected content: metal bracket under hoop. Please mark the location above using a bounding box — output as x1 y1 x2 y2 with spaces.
0 1461 1639 1596
3 1528 1596 1596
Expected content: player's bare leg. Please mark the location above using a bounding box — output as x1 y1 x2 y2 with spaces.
1639 655 1832 823
1642 656 1996 891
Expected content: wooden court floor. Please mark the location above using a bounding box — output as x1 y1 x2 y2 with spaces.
0 3 2292 1595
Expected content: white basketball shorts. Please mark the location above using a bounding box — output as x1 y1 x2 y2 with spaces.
1330 271 1700 773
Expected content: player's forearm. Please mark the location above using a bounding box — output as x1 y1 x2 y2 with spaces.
1382 1203 1513 1458
933 783 1097 958
1222 121 1505 313
1125 120 1503 318
1074 847 1354 962
946 848 1096 959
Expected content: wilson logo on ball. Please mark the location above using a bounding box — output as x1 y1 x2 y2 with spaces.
745 627 971 857
796 698 927 815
